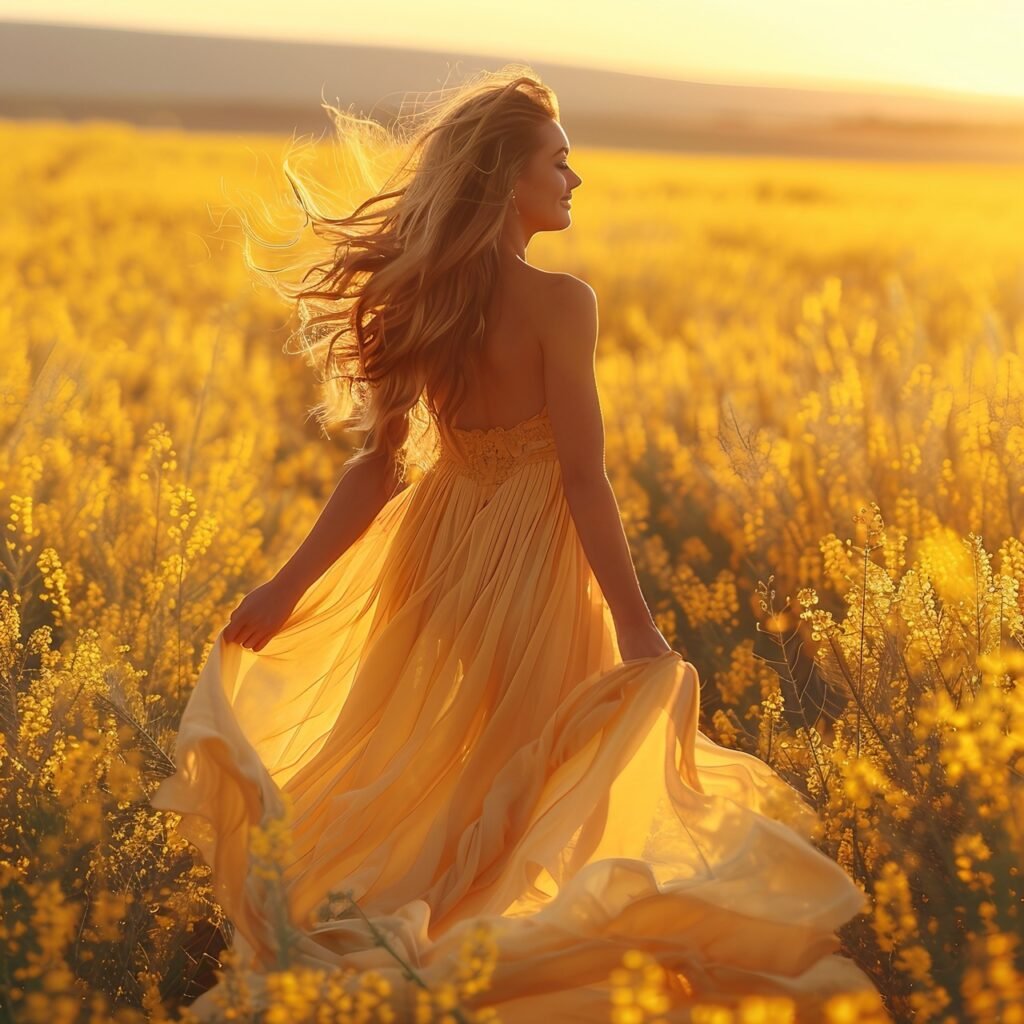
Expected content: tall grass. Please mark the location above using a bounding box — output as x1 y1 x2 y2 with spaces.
1 119 1020 1022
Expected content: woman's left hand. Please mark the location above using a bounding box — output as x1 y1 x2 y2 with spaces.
222 576 304 652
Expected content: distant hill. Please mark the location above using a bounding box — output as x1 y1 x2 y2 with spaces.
2 19 1023 162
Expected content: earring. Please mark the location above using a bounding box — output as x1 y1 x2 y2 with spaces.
510 189 520 216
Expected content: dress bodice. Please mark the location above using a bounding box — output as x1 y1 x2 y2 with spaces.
436 405 558 487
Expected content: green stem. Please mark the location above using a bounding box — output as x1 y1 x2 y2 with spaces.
326 888 473 1024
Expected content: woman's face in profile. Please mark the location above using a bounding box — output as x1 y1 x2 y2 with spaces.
516 119 582 231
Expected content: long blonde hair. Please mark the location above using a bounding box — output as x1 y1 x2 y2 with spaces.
237 65 559 494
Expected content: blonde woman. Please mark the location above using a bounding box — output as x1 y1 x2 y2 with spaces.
151 67 886 1021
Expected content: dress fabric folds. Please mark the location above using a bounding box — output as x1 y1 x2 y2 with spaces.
150 405 886 1021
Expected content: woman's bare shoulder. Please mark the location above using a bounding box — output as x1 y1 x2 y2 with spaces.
528 271 597 353
554 271 595 299
523 265 593 296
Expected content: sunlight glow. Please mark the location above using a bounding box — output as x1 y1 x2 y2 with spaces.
3 0 1023 103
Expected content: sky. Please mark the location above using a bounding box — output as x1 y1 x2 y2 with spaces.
3 0 1024 103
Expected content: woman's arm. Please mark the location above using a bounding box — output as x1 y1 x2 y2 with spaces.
542 277 670 658
273 447 401 597
224 446 400 651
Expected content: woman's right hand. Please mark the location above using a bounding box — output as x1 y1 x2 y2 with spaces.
222 575 305 653
616 617 676 662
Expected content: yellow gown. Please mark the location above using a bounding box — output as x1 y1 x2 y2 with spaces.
150 405 887 1021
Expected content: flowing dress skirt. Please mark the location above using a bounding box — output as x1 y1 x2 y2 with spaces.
150 408 887 1021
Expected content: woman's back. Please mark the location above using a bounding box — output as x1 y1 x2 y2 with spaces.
442 259 563 433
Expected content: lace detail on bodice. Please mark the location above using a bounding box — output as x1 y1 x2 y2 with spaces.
436 406 558 487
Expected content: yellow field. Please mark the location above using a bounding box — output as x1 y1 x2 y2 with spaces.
1 118 1022 1022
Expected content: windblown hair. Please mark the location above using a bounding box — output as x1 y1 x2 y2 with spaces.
235 64 559 495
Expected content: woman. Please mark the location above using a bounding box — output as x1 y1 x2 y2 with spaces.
150 67 886 1021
